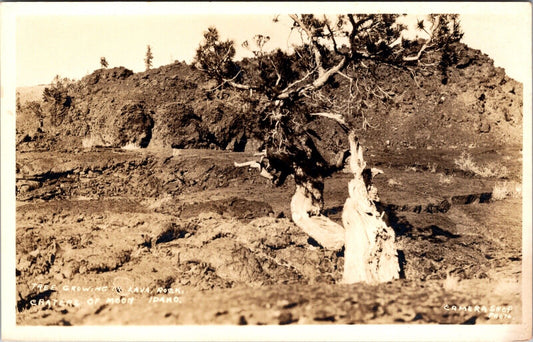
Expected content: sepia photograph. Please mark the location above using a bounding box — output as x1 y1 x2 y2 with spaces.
1 2 531 341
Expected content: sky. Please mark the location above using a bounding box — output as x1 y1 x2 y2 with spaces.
7 2 532 86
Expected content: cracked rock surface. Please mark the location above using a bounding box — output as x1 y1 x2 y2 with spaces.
16 147 522 325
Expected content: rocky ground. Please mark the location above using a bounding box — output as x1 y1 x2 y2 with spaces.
15 145 523 325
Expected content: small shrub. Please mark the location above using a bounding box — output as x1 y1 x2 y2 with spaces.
484 163 510 179
454 152 477 173
438 173 453 184
82 135 105 149
42 75 74 126
121 142 139 150
81 137 94 149
454 152 509 178
443 272 462 292
490 278 520 295
492 181 521 201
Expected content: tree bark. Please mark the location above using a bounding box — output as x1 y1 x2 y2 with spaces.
290 176 344 251
342 132 399 284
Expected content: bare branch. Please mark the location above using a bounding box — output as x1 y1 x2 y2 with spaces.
403 43 428 62
234 161 274 180
289 14 325 76
274 14 360 101
362 117 378 130
226 81 255 90
277 54 346 100
234 161 261 168
311 56 347 88
324 16 341 55
406 67 421 88
351 14 374 31
374 84 394 99
336 71 354 81
268 57 282 87
277 66 318 99
347 14 373 47
215 70 258 91
403 15 440 62
347 14 357 40
310 112 347 125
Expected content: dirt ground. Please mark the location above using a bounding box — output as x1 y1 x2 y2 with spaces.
15 145 523 325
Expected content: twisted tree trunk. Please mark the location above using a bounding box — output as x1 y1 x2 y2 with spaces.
342 132 399 284
290 175 344 251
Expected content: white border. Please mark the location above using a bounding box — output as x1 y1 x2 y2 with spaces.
2 2 532 341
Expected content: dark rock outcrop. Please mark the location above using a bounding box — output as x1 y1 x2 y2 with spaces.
16 43 522 152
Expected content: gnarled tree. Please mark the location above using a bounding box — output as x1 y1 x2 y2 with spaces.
195 14 463 283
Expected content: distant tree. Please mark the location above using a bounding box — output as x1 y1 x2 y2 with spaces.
16 91 22 112
145 45 153 71
100 57 109 69
193 27 239 84
42 75 73 126
25 101 44 128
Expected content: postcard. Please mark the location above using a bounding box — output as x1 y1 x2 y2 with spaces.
2 2 531 341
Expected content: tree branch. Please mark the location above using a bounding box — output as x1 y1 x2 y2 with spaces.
312 56 347 88
403 43 428 62
324 16 341 55
268 57 282 87
226 81 256 90
310 112 347 125
234 161 274 180
347 14 373 49
277 56 347 100
277 67 318 99
402 15 440 62
289 14 325 76
214 69 258 91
